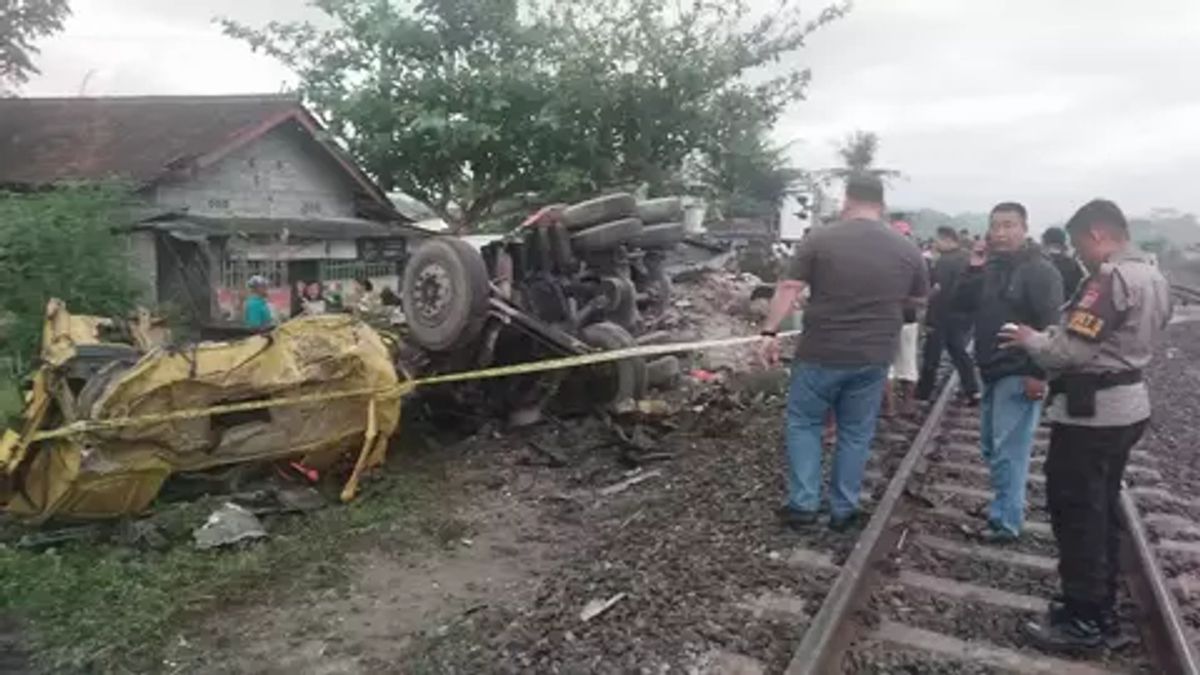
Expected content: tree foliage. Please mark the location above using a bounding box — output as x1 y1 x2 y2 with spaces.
0 186 142 365
828 129 901 180
698 133 804 221
0 0 71 90
222 0 848 229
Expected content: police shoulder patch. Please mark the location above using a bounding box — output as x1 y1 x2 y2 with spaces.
1066 309 1105 340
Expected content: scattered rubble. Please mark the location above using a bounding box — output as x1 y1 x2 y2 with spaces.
579 592 627 622
193 503 268 550
650 269 771 373
598 469 663 497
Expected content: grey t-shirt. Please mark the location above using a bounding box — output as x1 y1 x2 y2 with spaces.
786 218 929 366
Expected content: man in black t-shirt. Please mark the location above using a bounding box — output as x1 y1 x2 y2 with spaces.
759 175 929 532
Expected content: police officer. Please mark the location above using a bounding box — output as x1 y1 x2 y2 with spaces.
999 199 1172 651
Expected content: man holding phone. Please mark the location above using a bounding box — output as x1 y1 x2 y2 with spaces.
954 203 1064 543
1001 200 1171 651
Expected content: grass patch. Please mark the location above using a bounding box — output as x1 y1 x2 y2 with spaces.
0 459 449 674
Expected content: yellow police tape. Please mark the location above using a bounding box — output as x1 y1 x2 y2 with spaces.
29 330 802 443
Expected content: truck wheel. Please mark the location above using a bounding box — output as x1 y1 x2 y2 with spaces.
575 321 646 410
636 197 683 225
632 222 685 250
402 237 490 352
571 218 644 254
562 194 637 231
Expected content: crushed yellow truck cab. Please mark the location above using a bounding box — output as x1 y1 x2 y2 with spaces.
0 301 402 522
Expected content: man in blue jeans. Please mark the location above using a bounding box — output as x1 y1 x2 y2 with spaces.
759 175 928 532
954 202 1064 543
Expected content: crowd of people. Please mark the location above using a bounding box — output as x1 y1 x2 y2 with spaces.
759 174 1172 654
242 276 402 329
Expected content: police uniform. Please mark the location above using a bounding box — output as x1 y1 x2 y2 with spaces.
1022 246 1172 630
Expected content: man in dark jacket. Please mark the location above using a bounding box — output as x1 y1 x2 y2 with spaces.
916 226 979 404
955 202 1064 542
1042 226 1085 297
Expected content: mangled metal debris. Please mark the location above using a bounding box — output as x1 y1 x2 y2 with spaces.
0 300 401 522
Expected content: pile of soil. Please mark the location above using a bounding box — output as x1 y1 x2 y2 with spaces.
649 270 768 373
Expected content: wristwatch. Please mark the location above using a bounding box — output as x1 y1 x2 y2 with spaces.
760 330 778 338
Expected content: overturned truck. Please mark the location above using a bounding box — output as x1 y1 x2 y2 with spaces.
0 193 690 521
398 193 687 421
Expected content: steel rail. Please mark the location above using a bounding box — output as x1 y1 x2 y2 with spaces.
784 369 1200 675
784 373 960 675
1119 490 1200 675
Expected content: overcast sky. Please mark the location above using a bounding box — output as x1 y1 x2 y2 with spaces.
21 0 1200 226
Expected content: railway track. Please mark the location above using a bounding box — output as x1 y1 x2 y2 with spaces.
755 376 1200 675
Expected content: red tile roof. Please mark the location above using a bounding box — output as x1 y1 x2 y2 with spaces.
0 95 401 221
0 94 306 185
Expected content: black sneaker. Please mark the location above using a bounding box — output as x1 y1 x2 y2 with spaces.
778 506 819 529
1049 598 1135 650
828 512 862 533
1022 614 1104 654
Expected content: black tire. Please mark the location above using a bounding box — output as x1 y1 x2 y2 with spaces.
579 321 646 408
637 197 683 225
632 222 685 250
571 218 644 254
402 237 490 352
562 194 637 231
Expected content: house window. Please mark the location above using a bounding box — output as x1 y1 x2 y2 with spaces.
301 201 323 215
319 260 396 282
221 259 286 289
207 197 231 210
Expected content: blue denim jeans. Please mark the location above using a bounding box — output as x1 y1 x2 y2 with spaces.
980 375 1044 536
785 362 889 519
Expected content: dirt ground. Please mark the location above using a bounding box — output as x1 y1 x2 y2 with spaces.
166 316 1200 675
156 354 933 675
166 376 796 674
168 490 568 674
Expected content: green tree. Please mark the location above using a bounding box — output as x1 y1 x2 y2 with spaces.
222 0 847 230
0 186 141 365
831 130 901 181
1 0 71 90
699 132 804 221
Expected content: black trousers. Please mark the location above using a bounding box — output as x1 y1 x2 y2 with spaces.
916 316 979 400
1045 420 1148 619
